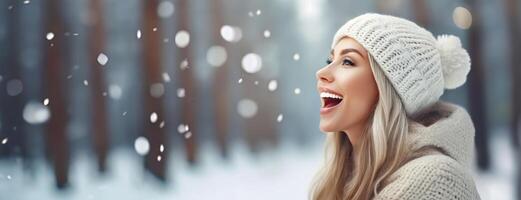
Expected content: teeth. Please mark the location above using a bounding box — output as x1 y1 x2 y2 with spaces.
320 92 343 99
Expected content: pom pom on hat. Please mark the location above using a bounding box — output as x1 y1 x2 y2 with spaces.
435 34 471 90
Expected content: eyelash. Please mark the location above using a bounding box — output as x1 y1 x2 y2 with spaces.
326 58 354 66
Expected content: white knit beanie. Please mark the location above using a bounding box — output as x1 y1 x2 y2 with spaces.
332 13 471 116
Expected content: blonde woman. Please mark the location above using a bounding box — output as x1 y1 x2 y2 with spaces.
311 13 481 200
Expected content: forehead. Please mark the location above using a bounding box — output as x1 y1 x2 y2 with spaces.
330 37 368 57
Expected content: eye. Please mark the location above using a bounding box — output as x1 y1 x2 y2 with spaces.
342 58 354 66
326 58 333 64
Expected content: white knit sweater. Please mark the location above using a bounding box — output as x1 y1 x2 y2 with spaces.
374 101 481 200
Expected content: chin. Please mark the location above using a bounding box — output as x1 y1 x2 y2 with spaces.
319 122 338 133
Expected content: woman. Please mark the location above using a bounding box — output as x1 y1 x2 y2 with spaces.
310 13 481 199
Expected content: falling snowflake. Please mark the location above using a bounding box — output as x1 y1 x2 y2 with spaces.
134 137 150 156
179 59 189 70
184 131 192 139
268 80 278 91
453 7 472 29
43 98 49 106
46 32 54 40
162 72 171 82
150 83 165 98
1 138 7 144
150 112 158 123
160 144 164 152
6 175 11 180
108 84 123 100
157 1 175 18
177 88 185 98
241 53 262 74
263 30 271 38
237 99 258 118
207 45 227 67
293 53 300 61
177 123 189 134
238 78 243 84
23 101 50 124
83 80 89 86
159 121 165 128
256 9 262 15
122 111 127 116
137 29 142 39
6 79 23 96
277 114 283 122
220 25 242 43
23 0 30 4
294 88 301 95
175 30 190 48
97 53 108 66
157 155 162 162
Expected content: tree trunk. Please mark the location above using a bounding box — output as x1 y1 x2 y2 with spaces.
176 0 198 165
503 0 521 197
88 0 110 174
0 0 27 161
466 0 490 170
44 0 70 189
142 0 168 181
210 0 230 159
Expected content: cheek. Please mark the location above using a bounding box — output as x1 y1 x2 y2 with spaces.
339 70 379 127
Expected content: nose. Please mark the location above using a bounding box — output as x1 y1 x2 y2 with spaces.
316 65 333 83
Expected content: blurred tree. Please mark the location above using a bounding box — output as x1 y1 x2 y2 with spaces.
503 0 521 197
176 0 198 165
411 0 429 27
142 0 168 181
466 0 490 170
0 0 27 160
88 0 110 173
210 0 231 159
504 0 521 148
44 0 70 189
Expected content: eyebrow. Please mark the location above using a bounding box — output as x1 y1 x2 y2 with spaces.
330 48 364 59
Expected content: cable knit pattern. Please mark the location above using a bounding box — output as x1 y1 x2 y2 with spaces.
331 13 471 116
374 101 481 200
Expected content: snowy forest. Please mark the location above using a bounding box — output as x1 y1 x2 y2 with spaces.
0 0 520 199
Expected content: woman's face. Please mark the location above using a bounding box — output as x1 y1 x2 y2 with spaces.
316 37 379 134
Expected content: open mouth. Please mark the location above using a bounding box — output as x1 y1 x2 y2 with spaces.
320 92 343 108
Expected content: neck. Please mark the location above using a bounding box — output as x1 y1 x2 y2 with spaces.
344 121 368 162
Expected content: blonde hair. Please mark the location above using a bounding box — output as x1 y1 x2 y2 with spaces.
310 53 411 200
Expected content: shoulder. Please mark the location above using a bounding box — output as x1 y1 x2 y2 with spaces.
374 154 481 200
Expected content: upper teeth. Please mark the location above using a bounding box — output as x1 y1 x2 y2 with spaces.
320 92 343 99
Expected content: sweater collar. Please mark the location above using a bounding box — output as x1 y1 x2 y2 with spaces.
407 101 476 168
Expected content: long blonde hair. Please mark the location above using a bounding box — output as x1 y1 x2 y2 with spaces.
310 53 411 200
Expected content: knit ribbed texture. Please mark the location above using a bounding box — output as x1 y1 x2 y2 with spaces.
374 101 481 200
375 155 480 200
332 13 471 116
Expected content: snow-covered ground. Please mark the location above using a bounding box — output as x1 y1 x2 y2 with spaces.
0 132 516 200
0 141 324 200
